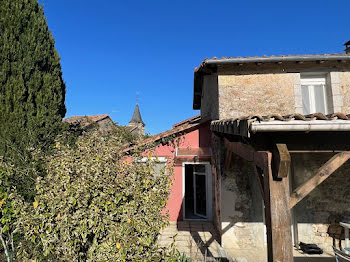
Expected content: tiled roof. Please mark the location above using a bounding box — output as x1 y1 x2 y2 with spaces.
123 115 208 154
172 115 200 128
211 113 350 137
195 53 350 72
63 114 110 127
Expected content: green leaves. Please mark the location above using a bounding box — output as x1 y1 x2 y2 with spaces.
0 0 66 161
17 132 177 261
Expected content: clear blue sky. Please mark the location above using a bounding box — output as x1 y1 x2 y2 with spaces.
41 0 350 134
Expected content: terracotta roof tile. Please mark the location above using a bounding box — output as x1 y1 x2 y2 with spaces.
64 114 110 127
122 116 209 154
211 113 350 137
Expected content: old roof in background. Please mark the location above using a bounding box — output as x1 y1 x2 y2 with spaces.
129 104 145 126
172 115 201 128
63 114 111 127
193 53 350 109
123 115 208 154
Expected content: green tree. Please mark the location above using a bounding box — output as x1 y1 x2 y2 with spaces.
0 1 66 259
0 0 66 159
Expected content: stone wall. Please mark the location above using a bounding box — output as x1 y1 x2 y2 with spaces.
340 72 350 113
221 154 265 249
218 73 296 119
292 153 350 251
218 151 350 251
96 117 115 132
201 71 350 120
200 75 219 120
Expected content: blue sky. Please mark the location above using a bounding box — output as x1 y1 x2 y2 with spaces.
41 0 350 134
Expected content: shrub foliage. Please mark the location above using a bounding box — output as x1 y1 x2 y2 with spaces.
18 131 175 261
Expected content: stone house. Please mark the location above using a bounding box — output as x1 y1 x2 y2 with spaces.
194 47 350 261
64 114 115 132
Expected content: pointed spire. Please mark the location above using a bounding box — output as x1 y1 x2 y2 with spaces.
129 104 145 126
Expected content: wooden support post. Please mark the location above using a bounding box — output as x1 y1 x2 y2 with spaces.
290 151 350 208
225 150 232 170
263 152 293 262
252 164 264 199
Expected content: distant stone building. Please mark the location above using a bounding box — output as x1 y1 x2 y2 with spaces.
128 104 145 136
64 114 115 133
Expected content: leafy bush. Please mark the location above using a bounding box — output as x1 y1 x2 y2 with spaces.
18 131 177 261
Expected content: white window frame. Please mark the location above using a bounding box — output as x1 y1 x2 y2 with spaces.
182 162 212 221
139 156 167 163
301 75 329 115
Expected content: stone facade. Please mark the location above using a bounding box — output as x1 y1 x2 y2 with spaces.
95 117 116 132
199 67 350 251
221 154 265 249
218 73 296 118
292 153 350 252
340 72 350 113
200 75 219 120
200 71 350 120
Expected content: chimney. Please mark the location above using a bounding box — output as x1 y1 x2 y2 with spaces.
345 41 350 54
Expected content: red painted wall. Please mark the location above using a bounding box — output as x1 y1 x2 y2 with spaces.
125 122 211 221
151 122 211 221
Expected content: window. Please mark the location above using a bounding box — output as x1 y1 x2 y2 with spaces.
183 163 212 220
301 75 329 115
139 157 167 177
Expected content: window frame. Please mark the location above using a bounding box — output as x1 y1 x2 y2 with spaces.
300 74 329 115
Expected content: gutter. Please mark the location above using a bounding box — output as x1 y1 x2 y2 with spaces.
205 55 350 65
250 120 350 133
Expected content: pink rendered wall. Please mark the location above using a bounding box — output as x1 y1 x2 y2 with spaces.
153 129 200 221
130 122 211 221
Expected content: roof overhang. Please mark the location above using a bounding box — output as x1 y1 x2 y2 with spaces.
211 114 350 151
211 114 350 138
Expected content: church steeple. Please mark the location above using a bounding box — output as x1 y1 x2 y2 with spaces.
128 103 145 136
129 104 145 126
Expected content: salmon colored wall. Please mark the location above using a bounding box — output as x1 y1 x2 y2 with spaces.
129 122 211 221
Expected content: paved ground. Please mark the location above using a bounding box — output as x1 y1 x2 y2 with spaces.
158 221 337 262
158 221 226 261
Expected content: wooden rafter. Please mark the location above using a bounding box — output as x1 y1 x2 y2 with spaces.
290 151 350 208
223 138 267 169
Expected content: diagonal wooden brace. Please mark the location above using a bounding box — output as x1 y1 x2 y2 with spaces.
290 151 350 208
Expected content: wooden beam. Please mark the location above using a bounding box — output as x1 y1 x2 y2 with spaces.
272 144 291 179
290 152 350 208
224 138 267 169
225 150 232 170
264 152 293 262
252 164 264 198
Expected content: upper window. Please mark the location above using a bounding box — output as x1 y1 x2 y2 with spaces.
301 75 329 115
